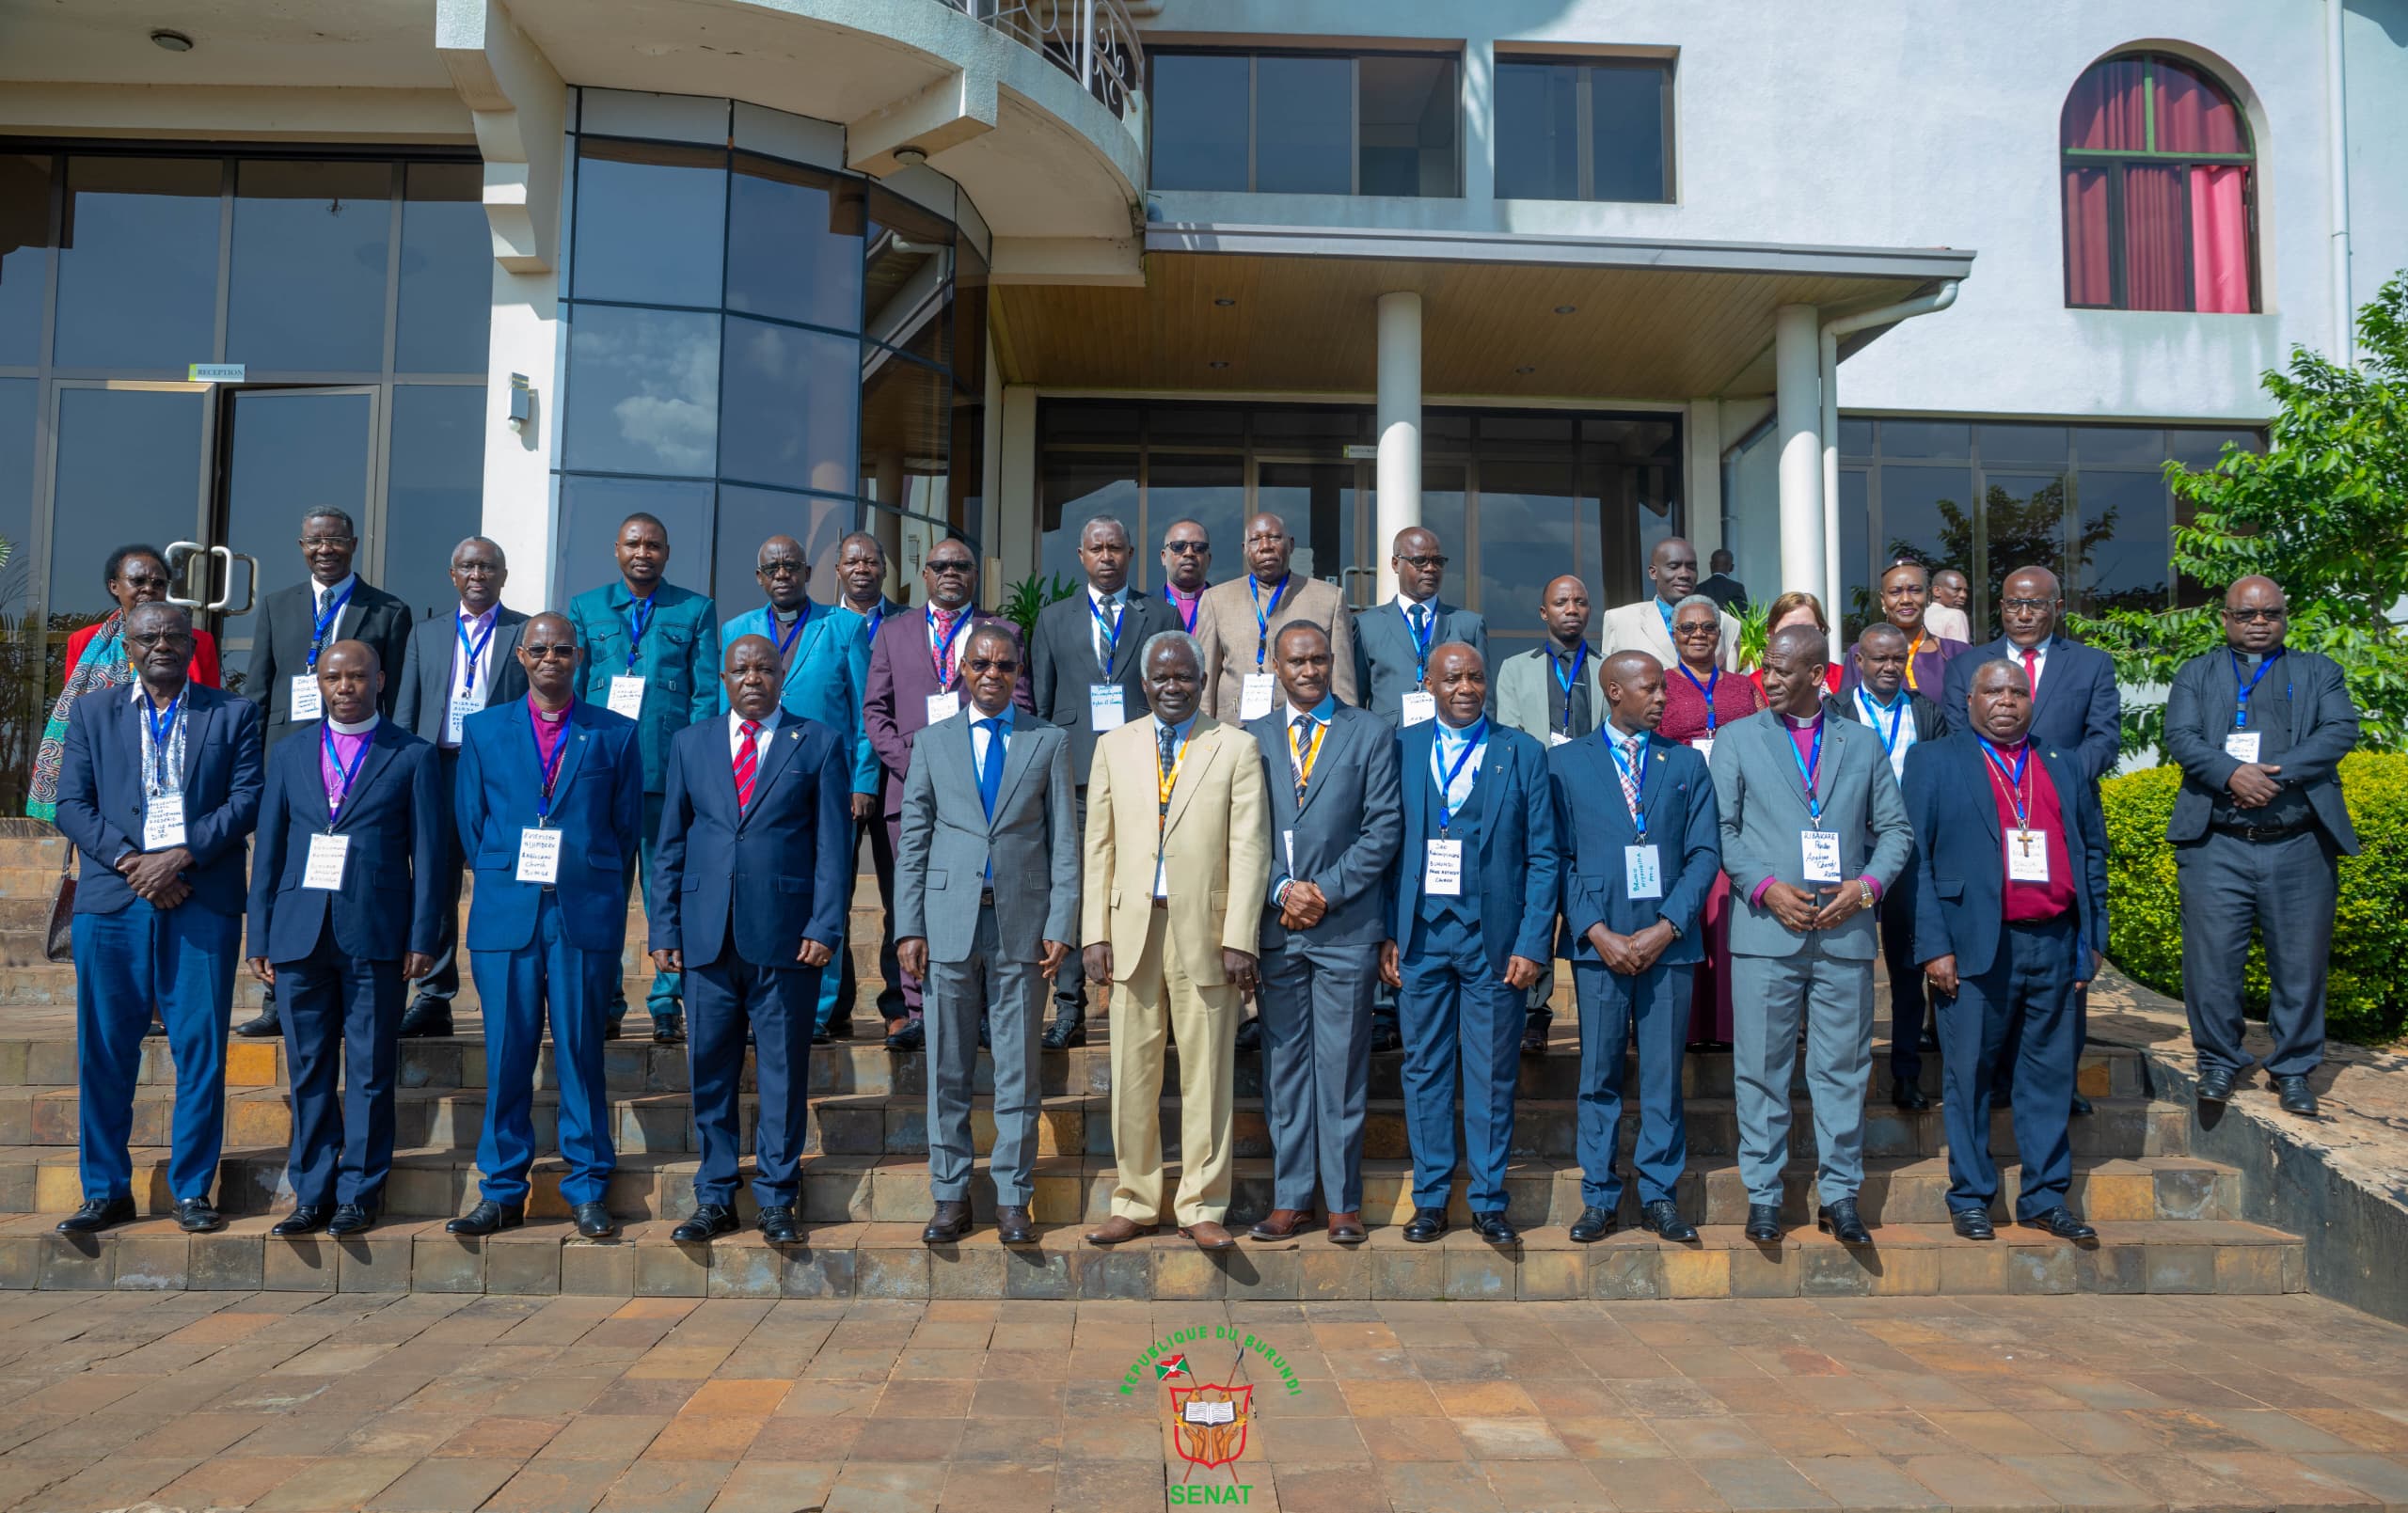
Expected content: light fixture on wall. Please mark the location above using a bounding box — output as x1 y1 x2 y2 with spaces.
893 146 928 168
507 373 533 434
1553 305 1576 315
150 28 194 51
1513 365 1537 375
1213 297 1236 307
1207 360 1229 370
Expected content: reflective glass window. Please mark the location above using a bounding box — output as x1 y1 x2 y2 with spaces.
2074 469 2169 616
1591 63 1669 202
563 304 721 477
222 389 376 613
385 386 489 620
0 155 52 366
1879 421 1972 459
864 191 955 352
397 163 494 374
555 475 716 599
1975 423 2069 465
1145 456 1244 589
46 387 204 623
1839 469 1873 637
1359 56 1458 197
1256 57 1354 194
54 157 221 370
1874 464 1973 574
714 484 852 607
571 139 726 307
1494 58 1671 203
2167 426 2259 468
1146 405 1244 446
1476 456 1577 619
1494 62 1578 200
720 315 858 494
2072 425 2165 465
726 154 863 333
1150 54 1251 192
228 160 391 373
1038 455 1136 588
0 379 35 608
1981 471 2069 615
1257 462 1360 588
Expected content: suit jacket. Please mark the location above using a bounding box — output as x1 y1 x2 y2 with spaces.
392 607 531 746
1697 573 1750 613
718 602 880 796
1905 731 2109 978
1549 730 1721 967
1352 598 1490 724
1941 633 2120 784
895 709 1080 961
452 700 644 955
246 718 444 963
1496 642 1606 743
863 607 1032 817
1195 575 1359 718
2162 645 2360 851
1082 715 1271 986
647 714 854 971
1823 688 1947 745
1600 597 1740 672
1387 721 1560 973
244 577 414 749
1029 586 1179 784
566 579 719 795
1248 704 1403 950
55 683 263 918
1708 708 1913 960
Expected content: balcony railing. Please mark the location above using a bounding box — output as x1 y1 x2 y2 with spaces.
958 0 1143 120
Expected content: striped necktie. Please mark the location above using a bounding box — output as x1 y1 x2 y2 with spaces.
734 720 761 807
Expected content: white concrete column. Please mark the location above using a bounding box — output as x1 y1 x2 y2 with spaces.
1683 400 1724 559
1374 291 1423 604
482 263 562 604
1773 304 1825 602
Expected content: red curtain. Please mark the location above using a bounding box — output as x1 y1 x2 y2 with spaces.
2061 58 2146 150
2122 165 2187 311
2191 165 2251 313
2063 167 2113 305
2156 59 2246 153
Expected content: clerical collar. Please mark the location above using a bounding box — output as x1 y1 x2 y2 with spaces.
326 712 378 735
1779 710 1823 730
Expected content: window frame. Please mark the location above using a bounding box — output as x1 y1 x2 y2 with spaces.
2059 51 2259 314
1491 54 1676 205
1145 46 1465 198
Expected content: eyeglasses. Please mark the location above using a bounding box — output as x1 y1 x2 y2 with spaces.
1999 598 2054 612
1163 541 1208 555
118 575 169 591
926 559 975 576
1672 621 1719 637
1397 555 1449 570
2225 607 2287 623
125 631 190 648
966 657 1020 673
521 643 575 658
756 560 804 578
299 535 356 549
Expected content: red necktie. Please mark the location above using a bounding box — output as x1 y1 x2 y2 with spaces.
734 720 761 807
2021 647 2040 697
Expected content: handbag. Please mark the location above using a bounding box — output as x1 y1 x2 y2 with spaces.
44 846 74 963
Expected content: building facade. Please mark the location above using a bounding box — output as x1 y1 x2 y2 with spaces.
0 0 2400 804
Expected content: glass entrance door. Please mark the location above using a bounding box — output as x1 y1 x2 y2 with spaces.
1256 460 1371 607
207 386 379 681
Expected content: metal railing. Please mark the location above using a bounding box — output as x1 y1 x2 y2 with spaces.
958 0 1144 120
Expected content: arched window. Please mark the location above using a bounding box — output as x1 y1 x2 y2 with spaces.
2061 52 2256 312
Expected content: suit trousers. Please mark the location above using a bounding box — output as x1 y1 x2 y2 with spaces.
1108 910 1239 1226
925 903 1046 1205
689 947 816 1209
1572 957 1692 1211
1941 912 2079 1219
1398 911 1521 1213
881 812 924 1013
406 746 466 1009
468 891 617 1206
2178 827 2337 1079
610 791 678 1020
1731 938 1875 1208
826 813 902 1032
72 901 238 1204
1879 876 1929 1085
1256 929 1375 1212
277 922 405 1207
1049 789 1091 1031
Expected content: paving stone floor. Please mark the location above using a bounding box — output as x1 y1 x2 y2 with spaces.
0 1291 2403 1512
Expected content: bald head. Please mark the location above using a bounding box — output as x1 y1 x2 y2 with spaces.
1760 623 1830 717
1392 526 1446 603
1647 538 1701 604
1426 641 1488 728
1540 574 1592 646
1603 650 1667 735
2221 575 2289 654
1243 512 1293 585
1999 565 2063 649
517 610 581 703
318 638 383 725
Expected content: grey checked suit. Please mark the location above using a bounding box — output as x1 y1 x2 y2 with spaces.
895 709 1080 1206
1709 709 1913 1208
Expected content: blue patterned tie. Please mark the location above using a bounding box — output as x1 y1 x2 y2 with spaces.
975 718 1004 820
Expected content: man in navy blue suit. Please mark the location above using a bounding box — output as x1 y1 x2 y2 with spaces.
1381 643 1558 1246
246 640 444 1237
54 602 263 1235
650 635 853 1246
446 612 644 1240
1552 651 1720 1245
1907 658 2109 1243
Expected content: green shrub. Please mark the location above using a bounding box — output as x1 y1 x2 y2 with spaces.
2101 753 2408 1045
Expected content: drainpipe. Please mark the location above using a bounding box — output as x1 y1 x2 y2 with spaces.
1818 281 1962 623
2328 0 2356 365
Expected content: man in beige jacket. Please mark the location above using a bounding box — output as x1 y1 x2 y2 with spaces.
1081 630 1272 1251
1194 512 1359 718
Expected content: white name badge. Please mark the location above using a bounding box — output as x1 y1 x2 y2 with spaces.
1801 828 1844 884
142 794 187 851
2006 828 2052 884
302 832 350 890
2225 731 2262 763
1624 843 1663 900
1548 733 1572 749
606 676 646 719
445 695 483 746
1088 684 1126 733
1153 855 1169 899
515 827 562 884
1689 736 1715 763
925 690 961 725
1240 673 1276 722
290 676 323 722
1401 691 1437 727
1424 837 1465 897
1282 829 1295 875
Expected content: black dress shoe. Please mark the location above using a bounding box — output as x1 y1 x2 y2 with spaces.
1522 1020 1550 1058
272 1206 330 1237
144 1017 167 1039
1950 1208 1996 1240
922 1200 972 1245
1368 1018 1402 1055
602 1017 624 1041
1233 1017 1262 1054
2196 1064 2236 1103
174 1198 223 1234
1816 1199 1872 1246
233 1004 281 1038
2274 1074 2318 1117
2069 1093 2094 1117
885 1017 925 1052
1402 1206 1448 1243
574 1203 617 1238
1891 1080 1932 1111
673 1204 740 1243
757 1206 800 1244
56 1197 135 1235
447 1199 525 1237
822 1013 855 1040
1744 1204 1782 1243
1568 1206 1616 1243
1469 1210 1518 1245
2020 1206 2098 1242
397 1000 454 1038
995 1206 1037 1245
1640 1199 1698 1243
327 1203 376 1237
1041 1020 1085 1050
1919 1029 1941 1051
652 1011 686 1045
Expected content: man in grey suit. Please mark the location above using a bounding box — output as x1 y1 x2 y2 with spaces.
897 623 1079 1246
390 536 528 1036
1710 624 1912 1246
1245 622 1402 1244
1353 527 1487 726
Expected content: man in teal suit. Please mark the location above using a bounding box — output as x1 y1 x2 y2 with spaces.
720 532 881 1038
566 511 718 1043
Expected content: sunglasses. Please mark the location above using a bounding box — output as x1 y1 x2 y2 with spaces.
1397 555 1448 570
521 642 576 658
2225 607 2287 623
1163 542 1208 555
757 560 805 577
966 657 1020 673
926 559 975 575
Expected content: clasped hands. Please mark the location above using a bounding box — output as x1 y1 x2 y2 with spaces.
117 847 193 911
1377 940 1541 991
1761 878 1869 933
649 938 835 975
2226 762 2284 809
897 937 1071 983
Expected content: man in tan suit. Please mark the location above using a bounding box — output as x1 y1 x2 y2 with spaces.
1194 512 1359 718
1081 630 1272 1251
1601 538 1740 671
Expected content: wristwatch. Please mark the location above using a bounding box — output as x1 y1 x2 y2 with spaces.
1658 917 1683 940
1858 879 1876 911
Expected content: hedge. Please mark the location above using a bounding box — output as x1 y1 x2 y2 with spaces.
2101 753 2408 1046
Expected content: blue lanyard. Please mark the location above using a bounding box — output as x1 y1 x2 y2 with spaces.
308 581 355 670
2230 649 2287 730
1249 575 1291 667
1405 602 1436 684
768 601 810 661
624 594 656 674
1609 731 1651 838
864 603 884 642
1784 717 1826 826
143 692 181 792
1434 718 1486 831
528 703 570 822
1679 663 1719 733
1981 738 2032 829
456 612 495 697
1856 687 1905 753
927 607 970 682
321 723 372 822
1090 593 1124 669
1552 644 1588 734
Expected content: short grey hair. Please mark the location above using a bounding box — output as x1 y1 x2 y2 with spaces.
1972 654 2030 691
452 534 504 566
1140 629 1203 671
302 506 356 537
1080 515 1133 549
1671 593 1719 621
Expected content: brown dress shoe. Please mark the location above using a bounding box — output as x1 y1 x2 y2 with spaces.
1327 1210 1368 1244
995 1206 1037 1245
1249 1207 1314 1241
1084 1214 1154 1246
922 1200 972 1246
1179 1220 1236 1251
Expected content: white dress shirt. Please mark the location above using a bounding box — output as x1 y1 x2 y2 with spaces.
312 574 359 640
447 603 499 740
726 708 781 764
1431 716 1487 815
2011 638 2049 695
969 703 1014 769
1854 686 1918 782
1088 586 1127 670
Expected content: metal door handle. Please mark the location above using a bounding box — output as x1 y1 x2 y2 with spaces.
212 548 258 615
164 541 207 609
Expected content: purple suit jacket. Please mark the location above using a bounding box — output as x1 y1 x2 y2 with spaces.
863 607 1034 817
